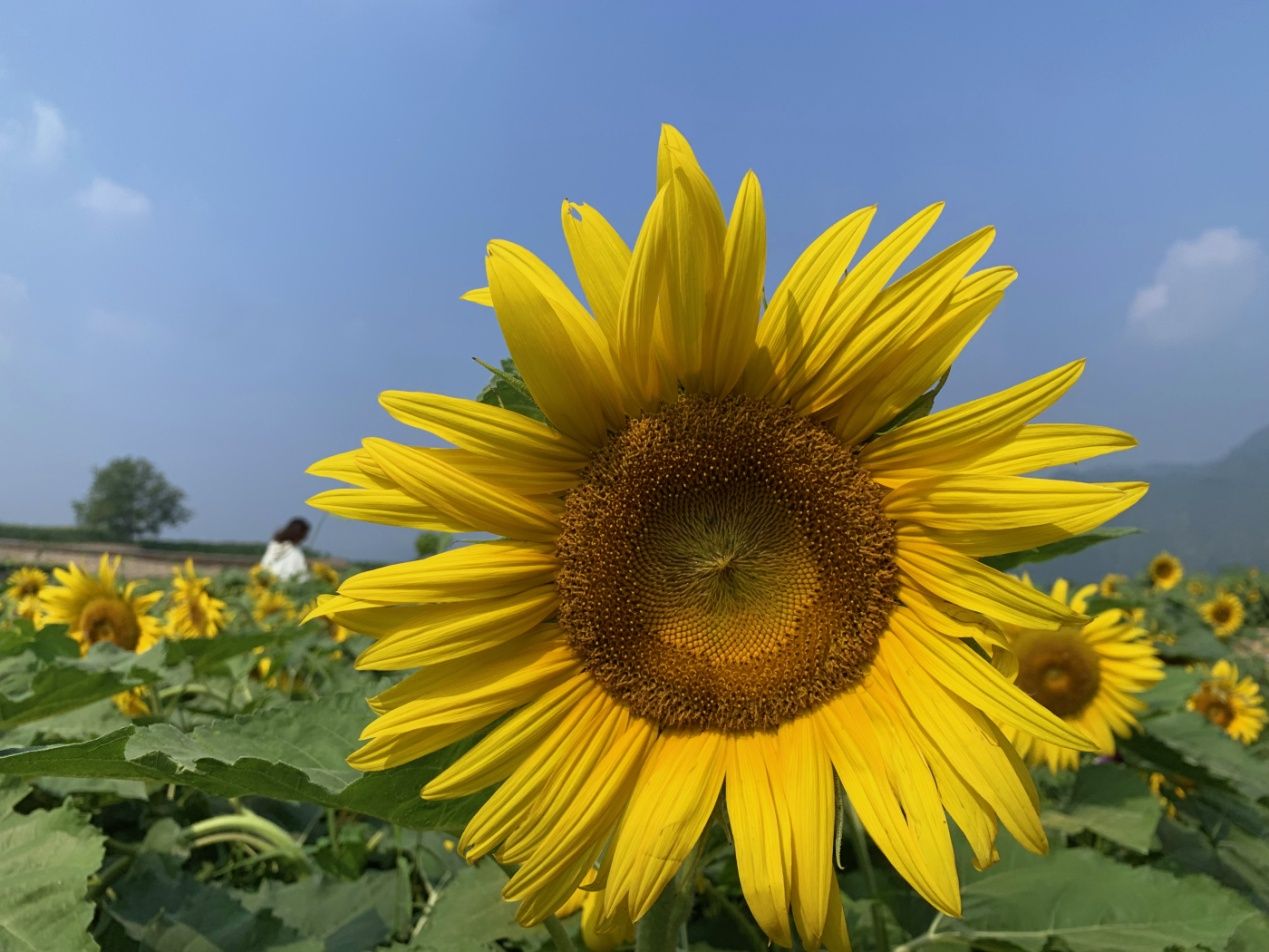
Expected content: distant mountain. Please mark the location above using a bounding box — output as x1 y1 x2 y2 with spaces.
1034 424 1269 584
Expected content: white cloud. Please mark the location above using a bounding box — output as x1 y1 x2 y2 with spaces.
0 273 30 362
1128 227 1265 344
29 100 67 165
77 176 152 220
0 99 68 167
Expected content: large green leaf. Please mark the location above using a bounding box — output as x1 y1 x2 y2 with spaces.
410 861 543 952
930 843 1264 952
0 780 106 952
236 872 403 951
1042 762 1161 853
1136 711 1269 801
979 527 1139 572
0 693 481 833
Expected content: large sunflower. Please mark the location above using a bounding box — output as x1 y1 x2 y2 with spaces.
165 559 228 638
1188 660 1266 744
1149 551 1183 590
309 126 1145 948
40 554 161 653
4 566 48 620
999 578 1163 772
1199 592 1244 638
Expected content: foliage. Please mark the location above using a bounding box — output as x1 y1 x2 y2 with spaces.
71 457 192 541
2 491 1269 950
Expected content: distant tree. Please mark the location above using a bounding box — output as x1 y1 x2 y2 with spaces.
72 457 192 541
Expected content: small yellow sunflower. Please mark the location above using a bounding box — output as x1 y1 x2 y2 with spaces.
308 126 1145 946
1186 578 1207 598
1187 660 1266 744
4 566 48 621
1000 579 1164 772
1199 593 1244 638
40 555 161 654
1149 552 1183 591
310 560 341 587
1098 572 1126 598
113 687 152 718
250 565 277 589
252 588 297 626
165 559 229 638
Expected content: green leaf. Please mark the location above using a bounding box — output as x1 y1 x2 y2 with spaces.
934 843 1264 952
237 873 401 951
873 371 949 437
474 358 544 422
979 527 1140 572
0 640 163 731
105 853 318 952
1135 711 1269 801
0 780 106 952
411 861 542 951
1042 762 1161 853
0 693 481 833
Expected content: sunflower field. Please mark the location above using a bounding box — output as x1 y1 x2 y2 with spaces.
4 128 1269 952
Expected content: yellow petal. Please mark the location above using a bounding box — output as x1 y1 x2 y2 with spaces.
306 448 393 489
725 733 793 948
354 586 558 670
895 533 1082 629
778 717 836 950
861 360 1086 475
561 201 631 341
378 390 588 468
461 286 494 307
363 437 561 542
604 731 725 921
307 487 461 531
704 170 764 394
486 240 628 445
888 607 1094 750
338 540 556 605
617 184 674 407
963 423 1138 476
347 715 493 771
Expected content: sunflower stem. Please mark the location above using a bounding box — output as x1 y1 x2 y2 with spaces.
845 797 889 952
542 914 578 952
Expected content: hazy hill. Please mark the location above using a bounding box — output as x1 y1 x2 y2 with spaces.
1038 424 1269 584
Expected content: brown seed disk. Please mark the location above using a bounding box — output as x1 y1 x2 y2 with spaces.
79 596 141 651
1191 686 1234 727
1012 629 1102 718
555 394 898 734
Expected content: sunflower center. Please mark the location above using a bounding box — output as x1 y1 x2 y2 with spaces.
556 394 898 733
1212 605 1231 624
1192 687 1235 727
79 596 142 651
1013 629 1102 718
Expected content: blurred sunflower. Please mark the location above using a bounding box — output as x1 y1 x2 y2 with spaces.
1149 552 1183 590
310 560 341 587
40 555 161 654
1098 572 1126 598
1186 578 1208 598
250 565 277 590
113 687 152 719
1188 660 1266 744
252 588 296 626
1199 592 1244 638
165 559 228 638
4 566 48 620
308 125 1144 946
999 579 1163 772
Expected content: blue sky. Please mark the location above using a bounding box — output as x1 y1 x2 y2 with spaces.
2 3 1267 562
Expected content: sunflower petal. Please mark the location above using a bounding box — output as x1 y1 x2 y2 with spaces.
705 170 765 394
965 423 1138 476
338 541 556 605
725 733 794 948
561 201 632 341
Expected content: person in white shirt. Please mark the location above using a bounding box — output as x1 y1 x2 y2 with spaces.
258 518 311 581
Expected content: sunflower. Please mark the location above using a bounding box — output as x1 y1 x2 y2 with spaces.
1149 552 1183 590
1186 578 1207 598
1188 660 1266 744
165 559 228 638
557 885 634 952
250 565 277 590
40 555 161 654
308 126 1145 947
1098 572 1126 598
4 566 48 620
998 579 1163 772
1199 592 1244 638
252 588 296 626
310 560 341 587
